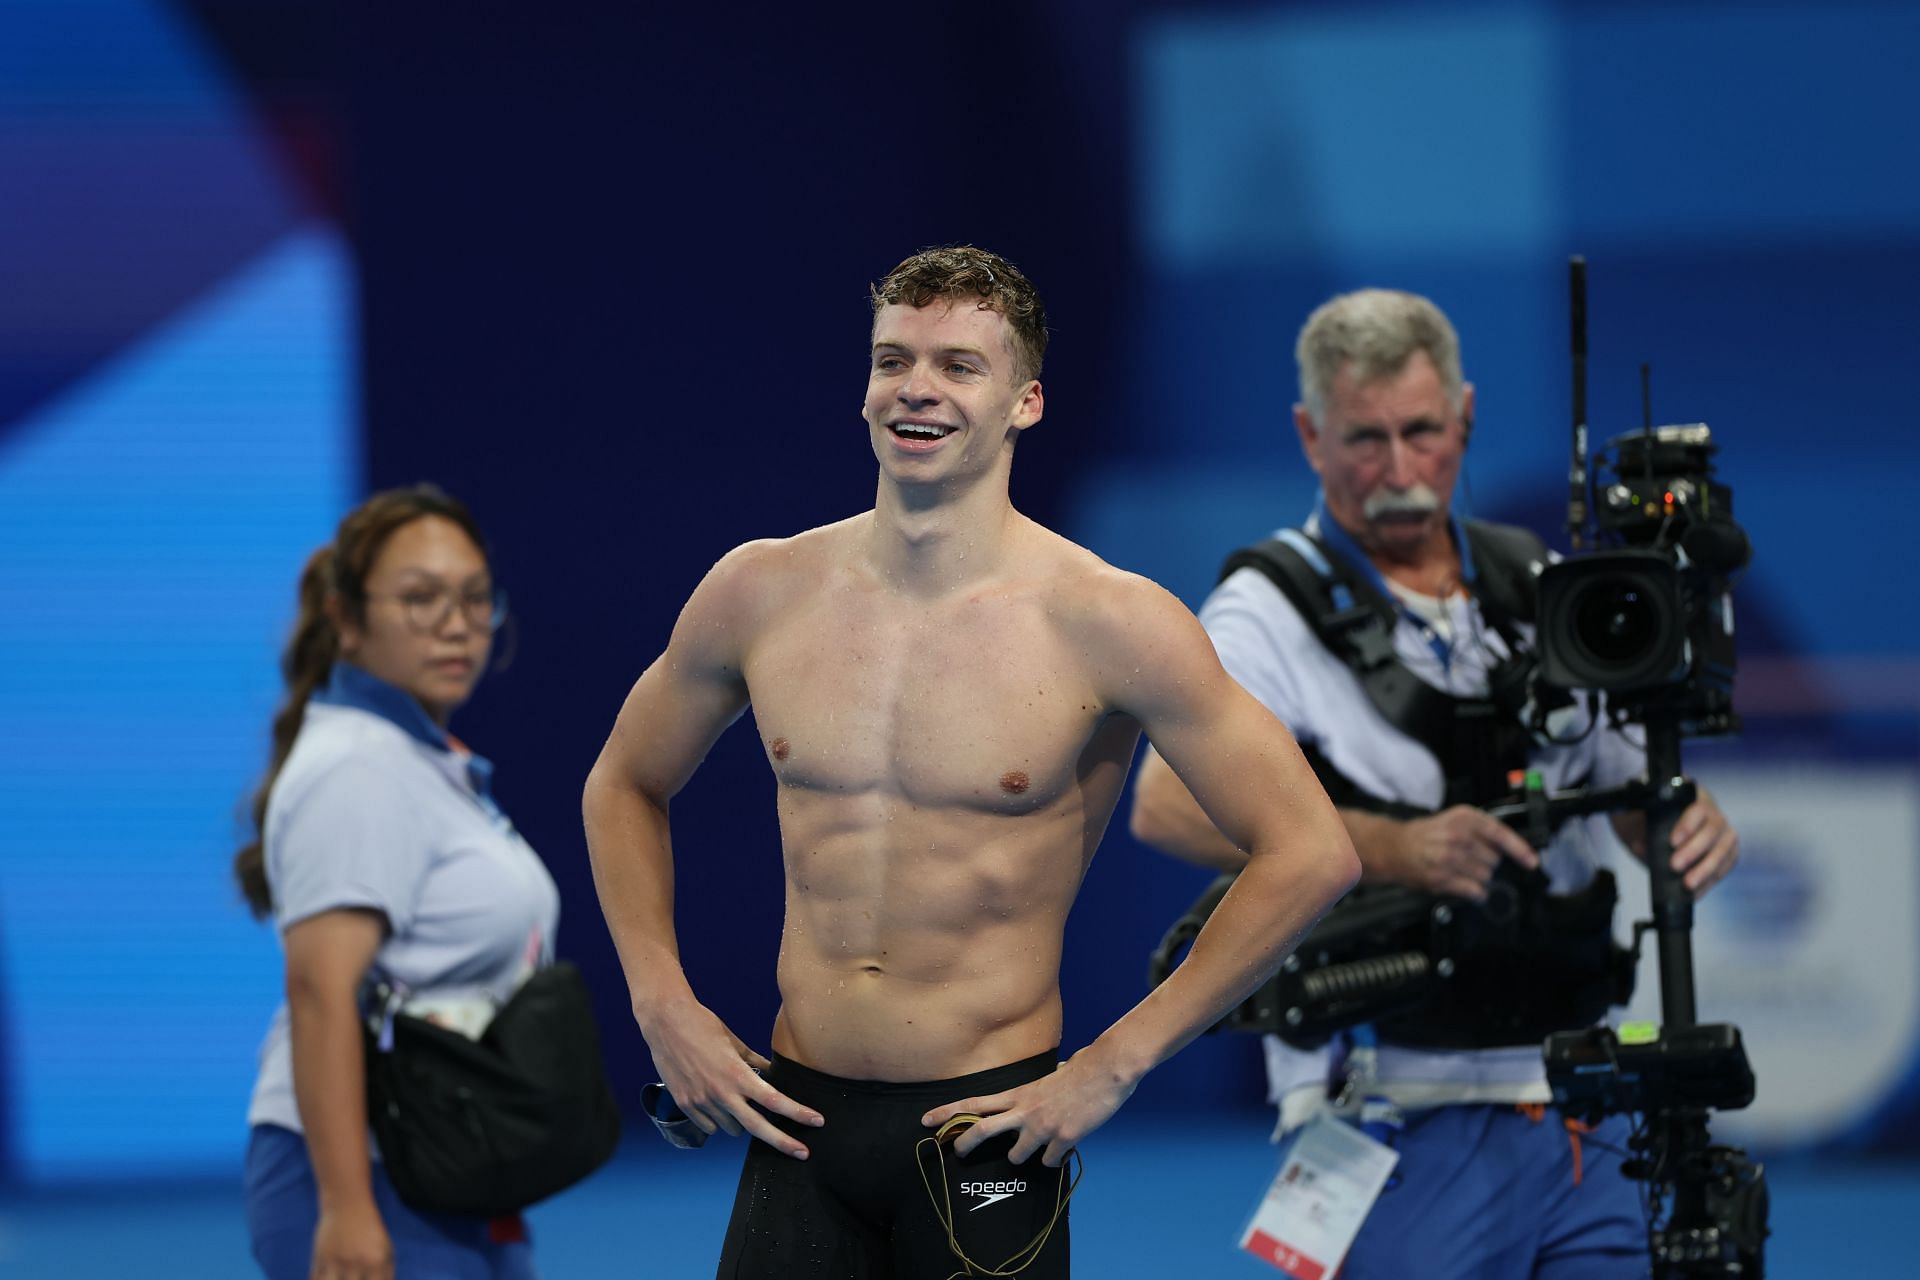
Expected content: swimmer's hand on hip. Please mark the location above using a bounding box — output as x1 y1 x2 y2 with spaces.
922 1042 1140 1168
637 994 824 1159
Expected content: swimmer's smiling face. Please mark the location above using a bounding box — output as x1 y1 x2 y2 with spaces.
864 298 1043 482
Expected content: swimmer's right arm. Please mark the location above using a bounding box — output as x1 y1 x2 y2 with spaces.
583 545 825 1159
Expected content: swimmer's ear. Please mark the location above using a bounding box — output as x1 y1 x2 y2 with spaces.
1010 380 1043 432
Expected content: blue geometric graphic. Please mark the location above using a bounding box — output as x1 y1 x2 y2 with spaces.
0 228 356 1181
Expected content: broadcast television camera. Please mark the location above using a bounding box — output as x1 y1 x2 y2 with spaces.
1534 421 1747 736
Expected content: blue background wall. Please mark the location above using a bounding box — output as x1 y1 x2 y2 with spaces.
3 0 1918 1203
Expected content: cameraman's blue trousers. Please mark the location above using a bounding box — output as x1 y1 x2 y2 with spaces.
1310 1105 1649 1280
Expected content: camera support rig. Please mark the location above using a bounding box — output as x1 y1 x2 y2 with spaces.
1534 259 1767 1277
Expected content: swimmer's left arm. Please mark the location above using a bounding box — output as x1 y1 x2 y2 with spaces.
928 575 1359 1165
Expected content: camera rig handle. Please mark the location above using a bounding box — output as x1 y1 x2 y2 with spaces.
1484 772 1694 851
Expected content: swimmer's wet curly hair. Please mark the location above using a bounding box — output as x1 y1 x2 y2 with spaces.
870 245 1049 383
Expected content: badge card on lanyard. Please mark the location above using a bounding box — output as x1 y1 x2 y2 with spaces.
1238 1114 1400 1279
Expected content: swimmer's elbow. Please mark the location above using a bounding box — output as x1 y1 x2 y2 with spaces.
582 753 663 827
1318 834 1363 900
1244 823 1359 901
1322 804 1363 884
581 752 617 810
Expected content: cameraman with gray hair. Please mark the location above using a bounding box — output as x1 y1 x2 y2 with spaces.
1131 289 1739 1279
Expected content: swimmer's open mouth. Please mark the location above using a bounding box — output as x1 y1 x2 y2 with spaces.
888 420 957 441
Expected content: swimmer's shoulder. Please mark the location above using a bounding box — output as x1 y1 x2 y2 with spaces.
691 517 861 620
1019 518 1190 630
1020 521 1208 675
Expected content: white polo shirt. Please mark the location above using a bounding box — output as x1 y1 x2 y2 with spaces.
246 664 560 1135
1199 513 1644 1131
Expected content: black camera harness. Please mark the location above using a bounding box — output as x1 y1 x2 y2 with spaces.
1190 518 1634 1051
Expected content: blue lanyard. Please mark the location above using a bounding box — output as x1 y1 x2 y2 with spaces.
1308 495 1477 668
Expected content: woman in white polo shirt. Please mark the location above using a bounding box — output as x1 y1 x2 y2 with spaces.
235 485 559 1280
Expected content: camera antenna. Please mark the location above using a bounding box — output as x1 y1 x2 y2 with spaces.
1640 363 1656 482
1568 256 1589 550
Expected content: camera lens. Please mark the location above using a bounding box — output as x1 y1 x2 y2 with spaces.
1574 579 1659 665
1534 550 1689 696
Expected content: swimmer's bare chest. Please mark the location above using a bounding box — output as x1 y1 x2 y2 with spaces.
744 579 1112 814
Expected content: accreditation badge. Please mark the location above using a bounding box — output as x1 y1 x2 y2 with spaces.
1238 1113 1399 1279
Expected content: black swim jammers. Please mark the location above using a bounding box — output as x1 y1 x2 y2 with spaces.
717 1050 1071 1279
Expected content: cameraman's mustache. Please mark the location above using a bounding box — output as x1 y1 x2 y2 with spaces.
1363 485 1442 521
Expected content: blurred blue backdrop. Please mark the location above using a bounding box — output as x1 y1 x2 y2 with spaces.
2 0 1917 1272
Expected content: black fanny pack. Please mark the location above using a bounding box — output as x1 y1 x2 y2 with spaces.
362 961 622 1216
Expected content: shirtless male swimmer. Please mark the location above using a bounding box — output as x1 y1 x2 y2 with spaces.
583 245 1361 1278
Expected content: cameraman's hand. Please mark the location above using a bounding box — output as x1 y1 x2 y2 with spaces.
1611 785 1738 898
1389 805 1539 901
